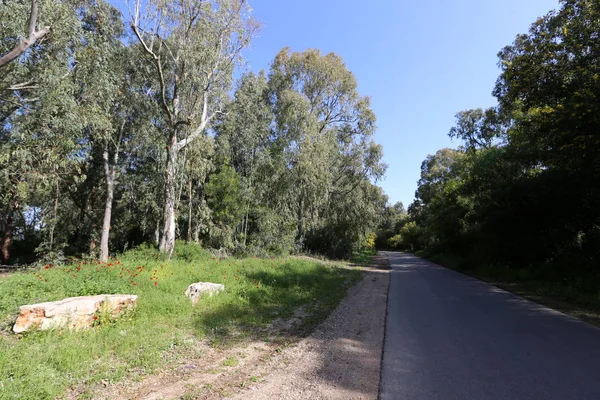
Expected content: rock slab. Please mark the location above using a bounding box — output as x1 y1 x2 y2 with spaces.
185 282 224 304
13 294 138 333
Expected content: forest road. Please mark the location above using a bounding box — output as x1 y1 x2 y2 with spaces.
379 252 600 400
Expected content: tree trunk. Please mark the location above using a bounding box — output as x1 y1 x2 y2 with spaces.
100 147 117 263
89 224 97 257
160 133 178 256
154 222 161 246
48 179 60 252
296 196 304 247
187 177 193 243
0 186 18 264
243 205 249 246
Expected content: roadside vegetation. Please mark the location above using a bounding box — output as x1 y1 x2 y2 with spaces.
377 0 600 324
1 0 386 268
0 243 361 399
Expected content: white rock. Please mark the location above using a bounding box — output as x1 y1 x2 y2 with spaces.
185 282 225 304
13 294 137 333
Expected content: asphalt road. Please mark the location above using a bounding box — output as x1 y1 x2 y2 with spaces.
379 252 600 400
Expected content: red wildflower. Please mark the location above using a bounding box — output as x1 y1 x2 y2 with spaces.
44 265 50 269
154 281 158 286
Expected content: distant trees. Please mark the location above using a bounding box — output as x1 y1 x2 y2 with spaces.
0 1 386 264
382 0 600 275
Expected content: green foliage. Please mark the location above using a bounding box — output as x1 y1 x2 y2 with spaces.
205 163 245 229
0 243 360 399
387 234 403 250
1 1 387 264
385 0 600 293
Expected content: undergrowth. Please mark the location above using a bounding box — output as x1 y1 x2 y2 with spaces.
0 242 360 399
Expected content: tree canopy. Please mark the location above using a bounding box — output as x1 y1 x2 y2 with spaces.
0 0 387 264
380 0 600 282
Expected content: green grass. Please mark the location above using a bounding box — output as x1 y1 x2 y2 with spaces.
417 250 600 327
350 249 378 265
0 242 361 399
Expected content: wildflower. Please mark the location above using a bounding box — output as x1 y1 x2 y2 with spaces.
93 316 98 321
44 265 50 269
154 281 158 286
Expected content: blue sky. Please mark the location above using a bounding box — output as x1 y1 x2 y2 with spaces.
113 0 560 206
241 0 560 207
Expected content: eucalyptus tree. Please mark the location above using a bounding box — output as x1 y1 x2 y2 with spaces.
181 133 214 244
130 0 258 256
215 71 273 245
0 0 83 263
268 48 385 250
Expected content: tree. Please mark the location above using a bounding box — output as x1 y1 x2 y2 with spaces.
449 108 506 152
215 71 273 245
0 0 84 263
130 0 258 256
494 0 600 265
268 48 385 251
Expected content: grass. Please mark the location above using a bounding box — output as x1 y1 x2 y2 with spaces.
0 242 361 399
350 249 378 265
416 250 600 327
222 356 239 367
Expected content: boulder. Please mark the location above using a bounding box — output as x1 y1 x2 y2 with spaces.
13 294 137 333
185 282 224 304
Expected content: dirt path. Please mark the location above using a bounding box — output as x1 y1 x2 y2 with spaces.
229 259 390 400
91 255 390 400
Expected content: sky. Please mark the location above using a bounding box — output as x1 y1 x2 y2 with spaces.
113 0 561 207
240 0 561 207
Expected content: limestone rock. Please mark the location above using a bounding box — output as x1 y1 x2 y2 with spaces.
185 282 224 304
13 294 137 333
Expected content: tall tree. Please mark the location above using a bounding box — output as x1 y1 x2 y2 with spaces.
268 48 385 249
130 0 258 256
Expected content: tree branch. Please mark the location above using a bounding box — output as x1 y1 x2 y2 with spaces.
0 0 51 68
175 92 219 151
131 24 174 125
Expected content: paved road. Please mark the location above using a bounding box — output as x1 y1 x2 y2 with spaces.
379 252 600 400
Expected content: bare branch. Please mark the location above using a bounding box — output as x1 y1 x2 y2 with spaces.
131 24 174 124
6 81 39 90
0 0 51 68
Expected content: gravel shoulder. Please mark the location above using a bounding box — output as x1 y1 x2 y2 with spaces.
230 259 390 400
